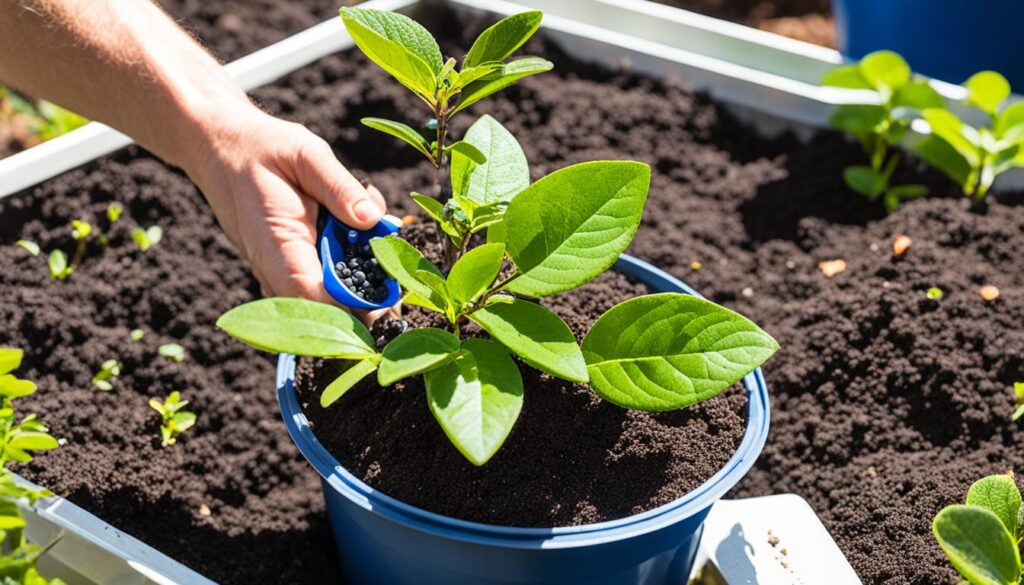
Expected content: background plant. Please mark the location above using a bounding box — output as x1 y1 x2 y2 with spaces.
217 8 778 466
0 86 86 145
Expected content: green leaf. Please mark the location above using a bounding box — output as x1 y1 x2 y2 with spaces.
858 50 911 91
820 64 871 89
995 102 1024 139
923 108 981 167
966 71 1011 116
454 63 502 88
415 270 453 316
132 226 162 252
340 8 439 100
370 235 446 310
503 161 650 297
321 359 378 407
8 432 57 452
171 411 196 431
15 241 38 256
47 250 68 279
411 193 465 249
463 10 543 68
445 140 487 164
447 243 505 305
843 166 886 198
216 298 377 359
450 115 529 205
378 328 460 385
158 343 186 363
915 134 973 187
829 104 885 136
425 338 523 466
107 202 123 223
934 505 1021 585
362 118 433 160
471 299 587 382
582 293 779 411
967 475 1023 541
892 81 945 110
0 376 35 399
454 57 553 114
130 329 145 341
0 349 22 376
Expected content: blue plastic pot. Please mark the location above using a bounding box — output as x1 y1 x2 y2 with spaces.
832 0 1024 89
277 254 770 585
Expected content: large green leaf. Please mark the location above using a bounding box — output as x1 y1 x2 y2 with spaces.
450 115 530 204
820 64 871 89
892 81 945 110
858 50 910 90
966 71 1011 116
829 104 885 137
378 328 460 385
362 117 433 160
503 161 650 297
340 8 439 99
582 294 778 411
923 108 981 167
967 475 1023 541
0 349 22 376
471 299 587 382
0 376 35 400
914 134 972 187
370 236 446 310
425 338 523 465
447 243 505 305
216 298 377 359
934 505 1021 585
463 10 543 68
454 57 553 113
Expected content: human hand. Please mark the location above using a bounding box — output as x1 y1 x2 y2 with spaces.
181 103 387 303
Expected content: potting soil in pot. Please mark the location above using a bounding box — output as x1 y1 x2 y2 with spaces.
653 0 835 48
2 5 1023 584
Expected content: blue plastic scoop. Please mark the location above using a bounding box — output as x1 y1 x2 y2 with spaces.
319 214 401 310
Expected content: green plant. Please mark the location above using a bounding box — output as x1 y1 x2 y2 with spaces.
0 348 65 585
1013 383 1024 421
91 359 120 391
13 242 38 257
47 219 91 280
130 329 145 342
927 286 944 300
934 472 1024 584
822 50 941 211
0 86 86 144
915 71 1024 200
131 226 162 252
157 343 185 363
148 391 196 447
216 8 778 466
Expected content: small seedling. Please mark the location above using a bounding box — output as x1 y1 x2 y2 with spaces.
131 226 162 252
217 8 779 466
1013 383 1024 421
91 360 120 391
822 51 940 211
926 287 944 300
149 391 196 447
130 329 145 342
48 219 92 280
916 71 1024 199
158 343 186 363
15 240 39 256
934 472 1024 584
106 202 123 224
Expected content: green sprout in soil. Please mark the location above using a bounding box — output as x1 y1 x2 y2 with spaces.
91 359 121 392
130 329 145 342
47 219 92 280
106 203 123 224
1012 383 1024 422
926 287 944 300
15 241 39 257
934 472 1024 585
158 343 186 363
131 226 162 252
216 8 779 466
0 348 65 585
149 391 196 447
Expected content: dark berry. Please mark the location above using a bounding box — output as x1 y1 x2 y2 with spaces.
353 271 365 284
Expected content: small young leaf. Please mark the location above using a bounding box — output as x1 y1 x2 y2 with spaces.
450 115 529 205
106 202 123 223
454 63 502 88
447 243 505 305
411 193 465 248
892 81 945 110
0 349 22 376
582 293 779 411
820 64 871 89
130 329 145 341
463 10 543 68
0 375 35 399
915 134 973 187
217 298 377 359
503 161 650 297
843 166 886 198
425 338 523 466
858 50 911 91
829 104 885 137
158 343 186 363
966 71 1011 117
8 432 58 452
370 236 446 309
71 219 92 241
321 359 378 407
340 8 440 100
415 270 453 315
378 328 460 386
934 505 1021 585
923 109 981 167
47 250 68 279
339 8 443 73
362 117 434 160
967 475 1023 541
445 140 487 165
15 240 39 256
995 102 1024 139
132 226 162 252
454 57 553 114
471 299 587 383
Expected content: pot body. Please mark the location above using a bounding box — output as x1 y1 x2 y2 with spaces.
832 0 1024 89
278 254 771 585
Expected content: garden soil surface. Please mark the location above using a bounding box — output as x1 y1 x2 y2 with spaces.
1 4 1023 584
654 0 835 47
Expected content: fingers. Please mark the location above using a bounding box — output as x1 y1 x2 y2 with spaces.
292 137 386 230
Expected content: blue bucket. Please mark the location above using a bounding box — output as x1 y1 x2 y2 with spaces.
832 0 1024 89
277 254 771 585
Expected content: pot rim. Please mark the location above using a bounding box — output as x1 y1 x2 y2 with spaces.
277 253 770 550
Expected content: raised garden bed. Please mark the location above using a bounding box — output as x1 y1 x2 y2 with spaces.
2 3 1023 583
653 0 835 47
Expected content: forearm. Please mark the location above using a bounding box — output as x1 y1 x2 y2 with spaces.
0 0 246 170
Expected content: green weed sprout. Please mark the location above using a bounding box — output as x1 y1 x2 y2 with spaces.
216 8 778 466
91 360 121 392
131 226 162 252
157 343 186 363
149 391 196 447
15 241 39 257
934 473 1024 585
47 219 92 280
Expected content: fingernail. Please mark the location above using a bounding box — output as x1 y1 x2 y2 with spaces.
353 198 383 224
360 178 372 188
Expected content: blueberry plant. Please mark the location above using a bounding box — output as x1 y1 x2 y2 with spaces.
217 8 779 465
934 473 1024 585
0 348 64 585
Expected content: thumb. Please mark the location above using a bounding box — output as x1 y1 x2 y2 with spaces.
292 138 386 229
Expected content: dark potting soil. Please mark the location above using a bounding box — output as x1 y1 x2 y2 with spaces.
653 0 835 47
294 222 749 527
1 3 1022 583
